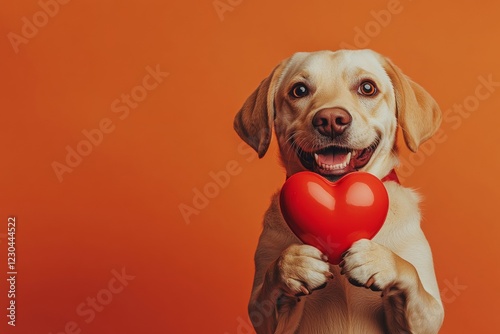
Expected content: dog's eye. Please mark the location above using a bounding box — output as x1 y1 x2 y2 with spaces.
358 81 377 96
290 84 309 98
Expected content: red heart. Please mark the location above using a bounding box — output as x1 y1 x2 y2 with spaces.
280 171 389 265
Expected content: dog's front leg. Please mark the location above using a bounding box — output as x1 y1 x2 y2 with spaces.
340 239 444 334
249 256 306 334
250 224 332 334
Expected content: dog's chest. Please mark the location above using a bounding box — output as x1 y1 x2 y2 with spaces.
296 267 387 334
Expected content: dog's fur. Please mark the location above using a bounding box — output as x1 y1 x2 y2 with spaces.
234 50 444 334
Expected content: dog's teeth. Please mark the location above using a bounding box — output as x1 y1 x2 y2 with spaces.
319 161 351 170
319 157 352 171
315 150 354 172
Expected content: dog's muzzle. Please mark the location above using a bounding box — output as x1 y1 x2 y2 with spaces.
293 142 378 180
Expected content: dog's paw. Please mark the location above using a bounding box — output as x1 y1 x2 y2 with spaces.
340 239 398 291
276 244 333 296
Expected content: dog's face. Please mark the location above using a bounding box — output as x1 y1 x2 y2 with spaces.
235 49 441 180
274 50 398 180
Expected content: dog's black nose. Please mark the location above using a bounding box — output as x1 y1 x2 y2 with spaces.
312 107 352 137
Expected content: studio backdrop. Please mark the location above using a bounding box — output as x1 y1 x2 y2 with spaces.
1 1 499 333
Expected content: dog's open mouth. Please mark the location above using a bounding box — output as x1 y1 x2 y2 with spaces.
294 142 378 180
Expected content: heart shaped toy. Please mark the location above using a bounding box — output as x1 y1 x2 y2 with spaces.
280 171 389 264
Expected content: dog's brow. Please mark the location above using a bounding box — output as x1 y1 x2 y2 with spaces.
286 72 311 88
296 72 310 80
353 67 378 79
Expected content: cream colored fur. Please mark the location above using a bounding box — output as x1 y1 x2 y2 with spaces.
234 49 444 334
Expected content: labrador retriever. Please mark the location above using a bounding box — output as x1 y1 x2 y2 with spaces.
234 49 444 334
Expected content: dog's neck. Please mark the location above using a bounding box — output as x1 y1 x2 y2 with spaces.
381 169 399 184
285 169 399 183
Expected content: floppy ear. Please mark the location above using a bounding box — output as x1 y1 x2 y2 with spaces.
383 58 442 152
233 61 287 158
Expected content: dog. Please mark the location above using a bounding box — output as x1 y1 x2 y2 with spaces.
233 49 444 333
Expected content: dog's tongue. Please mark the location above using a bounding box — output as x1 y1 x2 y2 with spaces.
317 151 349 165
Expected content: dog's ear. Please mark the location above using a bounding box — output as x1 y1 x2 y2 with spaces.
233 61 287 158
382 57 442 152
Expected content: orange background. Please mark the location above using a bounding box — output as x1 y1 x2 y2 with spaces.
0 0 499 333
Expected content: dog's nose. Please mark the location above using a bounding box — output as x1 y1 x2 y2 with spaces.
312 108 352 137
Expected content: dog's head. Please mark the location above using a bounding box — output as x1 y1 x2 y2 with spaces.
234 49 441 180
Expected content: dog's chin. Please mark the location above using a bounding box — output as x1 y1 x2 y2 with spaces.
294 143 378 182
